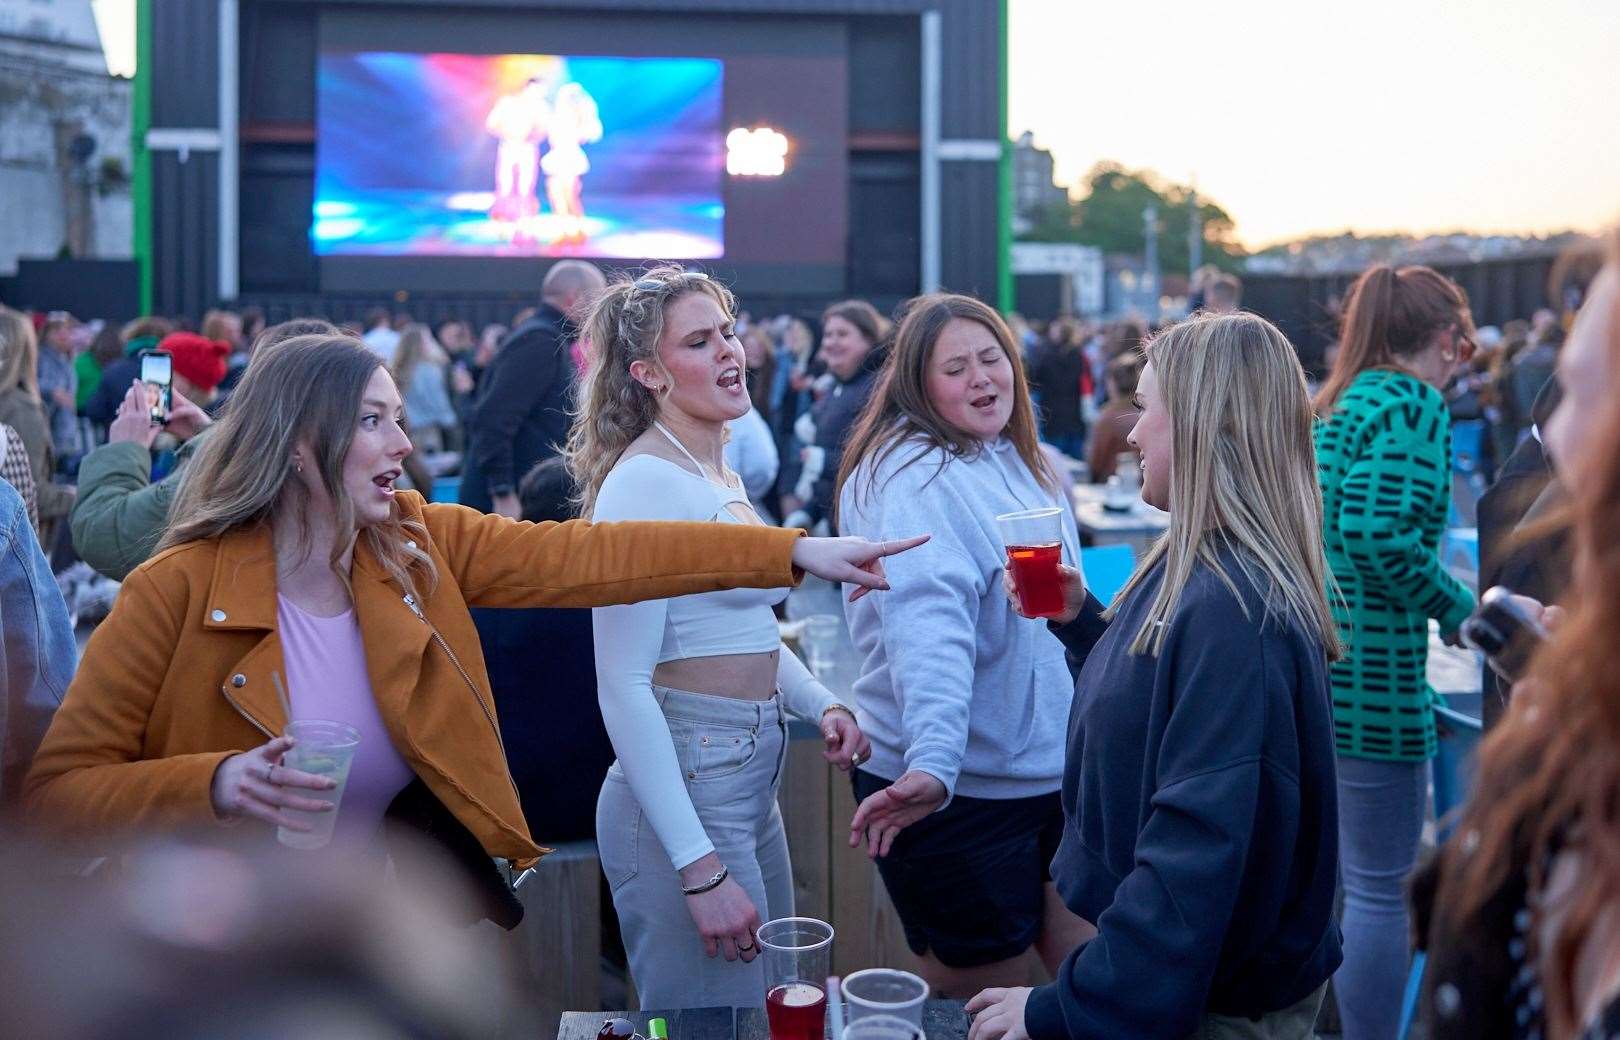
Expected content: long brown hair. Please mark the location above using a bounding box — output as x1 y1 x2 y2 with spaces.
564 265 737 517
836 293 1059 521
1440 236 1620 1038
1313 264 1472 412
159 334 435 600
1108 313 1342 657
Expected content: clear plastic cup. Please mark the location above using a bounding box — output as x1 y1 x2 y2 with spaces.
843 1014 922 1040
758 917 834 1040
841 968 928 1026
276 719 360 850
801 614 842 677
995 507 1067 619
1115 452 1141 494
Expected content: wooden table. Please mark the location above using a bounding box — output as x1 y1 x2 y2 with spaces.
557 1000 970 1040
778 580 919 978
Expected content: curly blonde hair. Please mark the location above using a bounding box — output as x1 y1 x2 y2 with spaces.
564 265 737 516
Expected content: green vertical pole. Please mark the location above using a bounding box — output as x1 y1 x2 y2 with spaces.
132 0 152 314
996 0 1013 311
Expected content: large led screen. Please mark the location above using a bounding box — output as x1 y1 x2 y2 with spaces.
314 53 724 258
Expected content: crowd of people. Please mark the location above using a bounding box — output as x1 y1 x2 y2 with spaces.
0 227 1617 1040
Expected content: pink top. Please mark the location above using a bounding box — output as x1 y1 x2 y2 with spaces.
277 595 416 851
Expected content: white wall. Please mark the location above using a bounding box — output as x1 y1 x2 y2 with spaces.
0 0 132 275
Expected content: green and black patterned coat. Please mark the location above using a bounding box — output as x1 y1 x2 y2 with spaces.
1315 369 1476 762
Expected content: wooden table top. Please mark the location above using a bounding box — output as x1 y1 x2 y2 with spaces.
558 999 969 1040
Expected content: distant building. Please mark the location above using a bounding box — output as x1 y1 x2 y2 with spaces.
1244 230 1585 277
0 0 132 275
1011 242 1104 319
1012 131 1068 235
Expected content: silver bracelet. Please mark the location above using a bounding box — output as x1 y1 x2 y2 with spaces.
682 865 729 896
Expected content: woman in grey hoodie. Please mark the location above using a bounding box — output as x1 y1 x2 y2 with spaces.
836 293 1093 997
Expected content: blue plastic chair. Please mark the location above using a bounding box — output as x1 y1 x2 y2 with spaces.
430 475 460 504
1397 951 1429 1040
1080 544 1136 607
1431 696 1484 842
1442 527 1480 588
1397 694 1485 1039
1451 420 1486 475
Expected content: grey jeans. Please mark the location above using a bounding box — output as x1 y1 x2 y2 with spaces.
1189 982 1328 1040
597 684 793 1010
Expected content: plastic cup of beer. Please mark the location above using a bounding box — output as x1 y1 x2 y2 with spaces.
843 1015 923 1040
275 719 360 850
996 507 1067 619
758 917 834 1040
841 968 928 1027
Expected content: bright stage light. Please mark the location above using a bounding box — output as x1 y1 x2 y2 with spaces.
726 127 789 177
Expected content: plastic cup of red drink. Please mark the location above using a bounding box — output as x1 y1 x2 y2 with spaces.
758 917 834 1040
996 507 1067 619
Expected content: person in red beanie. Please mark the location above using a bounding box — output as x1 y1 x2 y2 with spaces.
157 331 232 412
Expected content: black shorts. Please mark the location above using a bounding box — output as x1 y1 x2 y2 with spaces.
852 770 1063 968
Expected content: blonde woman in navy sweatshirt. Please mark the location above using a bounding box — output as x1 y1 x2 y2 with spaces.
967 313 1344 1040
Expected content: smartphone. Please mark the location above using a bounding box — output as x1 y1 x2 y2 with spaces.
138 350 173 425
1460 585 1548 683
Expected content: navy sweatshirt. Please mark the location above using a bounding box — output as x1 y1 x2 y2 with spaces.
1023 543 1341 1040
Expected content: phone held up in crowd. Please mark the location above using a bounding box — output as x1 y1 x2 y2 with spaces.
1461 585 1549 686
138 349 173 425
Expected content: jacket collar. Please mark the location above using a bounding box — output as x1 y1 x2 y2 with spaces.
204 521 419 631
205 523 279 631
204 521 433 736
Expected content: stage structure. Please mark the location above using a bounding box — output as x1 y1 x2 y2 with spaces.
135 0 1011 322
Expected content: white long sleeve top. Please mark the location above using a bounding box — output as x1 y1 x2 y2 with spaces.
591 443 838 870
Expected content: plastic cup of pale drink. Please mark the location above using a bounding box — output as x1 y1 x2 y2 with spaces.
276 719 360 850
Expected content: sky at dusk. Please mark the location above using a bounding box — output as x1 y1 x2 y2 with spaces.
1009 0 1620 247
92 0 1619 249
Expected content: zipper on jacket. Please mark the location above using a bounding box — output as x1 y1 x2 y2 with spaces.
221 684 274 740
404 594 524 807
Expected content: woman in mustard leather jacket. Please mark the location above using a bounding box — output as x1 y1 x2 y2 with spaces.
25 333 919 921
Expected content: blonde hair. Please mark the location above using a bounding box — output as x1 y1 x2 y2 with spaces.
159 334 436 600
390 323 443 402
836 293 1059 520
565 265 736 516
0 307 42 402
782 318 814 361
1111 312 1342 658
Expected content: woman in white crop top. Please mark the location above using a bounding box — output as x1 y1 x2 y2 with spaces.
566 266 877 1009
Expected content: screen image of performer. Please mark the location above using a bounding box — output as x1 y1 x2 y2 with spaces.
486 76 552 224
543 82 603 246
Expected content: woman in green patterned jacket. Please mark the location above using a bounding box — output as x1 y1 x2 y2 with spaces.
1313 264 1478 1040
